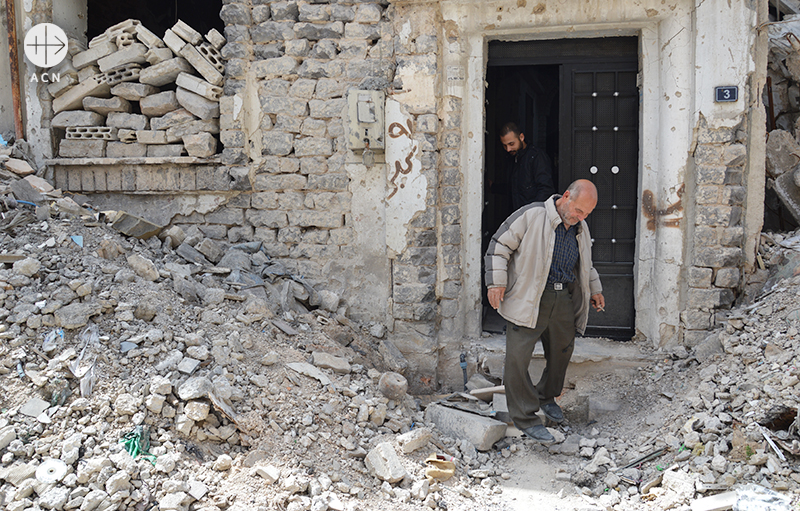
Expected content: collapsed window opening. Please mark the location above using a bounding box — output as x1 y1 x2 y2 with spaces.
87 0 223 43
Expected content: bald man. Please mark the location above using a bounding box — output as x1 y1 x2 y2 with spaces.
485 180 605 444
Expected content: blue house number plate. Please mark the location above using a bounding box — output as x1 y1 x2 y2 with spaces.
715 86 738 102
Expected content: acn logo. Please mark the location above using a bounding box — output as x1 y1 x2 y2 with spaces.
24 23 67 68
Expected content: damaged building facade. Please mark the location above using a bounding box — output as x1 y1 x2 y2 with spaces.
1 0 768 389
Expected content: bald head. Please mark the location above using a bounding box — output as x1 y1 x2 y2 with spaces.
556 179 598 227
566 179 598 202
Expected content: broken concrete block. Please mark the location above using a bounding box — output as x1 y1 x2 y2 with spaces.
65 126 118 141
51 110 105 128
151 108 197 131
135 25 165 49
766 129 800 178
312 352 351 374
254 465 280 484
176 243 212 266
147 144 185 157
175 72 222 101
77 65 100 82
166 119 219 143
90 19 140 48
107 142 147 158
173 20 203 45
163 29 187 55
53 75 111 113
111 82 160 101
112 212 161 239
145 47 174 65
195 238 224 263
365 442 408 483
97 43 148 72
140 91 180 117
179 44 224 86
4 158 34 176
775 169 800 225
424 403 507 452
47 74 77 98
59 139 106 158
176 87 220 120
397 427 432 454
107 112 149 131
127 254 159 281
73 41 118 69
103 63 142 86
182 132 217 157
136 130 168 145
139 57 194 87
206 28 226 50
83 96 132 115
116 130 138 143
688 491 737 511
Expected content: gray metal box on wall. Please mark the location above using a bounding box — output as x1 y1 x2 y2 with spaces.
347 90 385 150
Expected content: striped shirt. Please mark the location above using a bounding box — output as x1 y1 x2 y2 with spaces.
547 222 579 284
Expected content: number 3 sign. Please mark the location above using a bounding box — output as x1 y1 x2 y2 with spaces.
715 86 738 103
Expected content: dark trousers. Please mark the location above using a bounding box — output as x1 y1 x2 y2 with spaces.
504 288 575 429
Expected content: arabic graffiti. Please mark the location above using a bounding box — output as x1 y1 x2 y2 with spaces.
387 119 418 200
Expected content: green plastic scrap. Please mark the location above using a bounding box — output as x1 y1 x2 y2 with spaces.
120 426 157 465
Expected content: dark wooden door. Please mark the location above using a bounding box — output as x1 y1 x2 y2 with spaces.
559 63 639 339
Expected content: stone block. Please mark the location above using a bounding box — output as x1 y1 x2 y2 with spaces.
166 119 220 143
397 427 432 454
140 91 180 117
176 87 220 120
112 212 162 239
136 130 168 145
145 47 174 65
176 73 222 102
364 442 408 483
73 41 118 69
97 43 148 72
117 129 137 143
206 28 226 50
182 133 217 157
179 44 224 86
714 267 740 288
424 404 506 451
173 20 203 45
294 137 332 157
294 22 344 41
147 144 185 157
111 82 160 101
135 25 165 49
253 56 300 78
51 110 105 128
694 247 743 268
53 75 111 113
680 310 712 330
261 132 294 156
139 57 194 87
246 210 288 227
59 139 106 158
107 112 149 130
151 109 196 131
107 142 147 158
688 266 713 288
687 288 735 309
83 96 132 115
308 98 346 118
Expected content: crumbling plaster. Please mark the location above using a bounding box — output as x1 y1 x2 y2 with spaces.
436 0 764 348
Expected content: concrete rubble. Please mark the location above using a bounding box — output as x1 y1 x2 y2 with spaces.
50 19 224 160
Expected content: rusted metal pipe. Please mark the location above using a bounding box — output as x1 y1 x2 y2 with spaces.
5 0 24 141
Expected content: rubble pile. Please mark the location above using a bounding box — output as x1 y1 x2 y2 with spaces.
0 181 514 511
50 19 225 159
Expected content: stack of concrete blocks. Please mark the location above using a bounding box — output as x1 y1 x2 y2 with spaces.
49 19 225 159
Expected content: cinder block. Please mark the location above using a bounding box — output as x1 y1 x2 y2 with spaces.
172 20 203 45
135 25 165 49
140 91 180 117
182 132 217 157
175 73 222 101
205 28 226 50
103 63 142 86
179 44 224 86
106 142 147 158
166 119 219 143
144 47 174 65
117 129 137 143
139 57 194 87
83 96 132 115
163 29 187 55
115 32 136 49
47 75 77 98
73 41 117 69
107 112 149 131
65 126 118 140
136 130 168 145
196 42 225 74
77 66 99 82
97 43 148 72
176 87 219 120
53 75 111 113
51 110 105 128
424 403 507 452
59 139 106 158
151 108 196 131
110 82 159 101
89 19 141 49
147 144 185 157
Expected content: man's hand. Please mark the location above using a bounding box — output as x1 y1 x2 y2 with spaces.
591 293 605 312
488 287 506 309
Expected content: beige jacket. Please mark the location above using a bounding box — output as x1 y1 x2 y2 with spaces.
484 196 602 334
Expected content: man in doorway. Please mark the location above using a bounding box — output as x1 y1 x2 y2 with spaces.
498 122 556 211
484 179 605 444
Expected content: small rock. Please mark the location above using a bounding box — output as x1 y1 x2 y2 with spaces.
254 464 281 484
213 454 233 471
378 372 408 401
127 254 159 281
312 351 351 374
13 257 41 276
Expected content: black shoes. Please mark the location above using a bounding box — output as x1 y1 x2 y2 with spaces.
520 424 555 444
541 402 564 423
